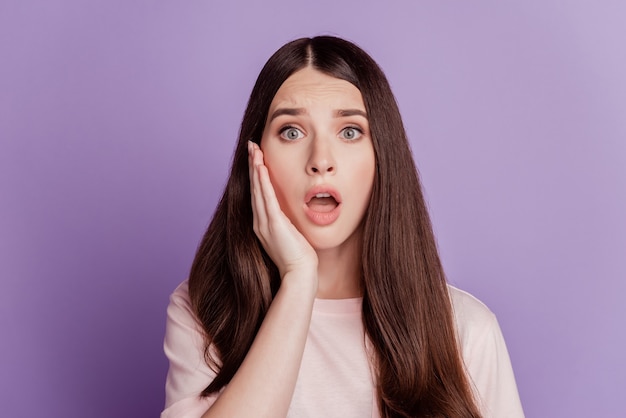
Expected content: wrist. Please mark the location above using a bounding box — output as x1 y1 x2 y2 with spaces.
280 269 318 301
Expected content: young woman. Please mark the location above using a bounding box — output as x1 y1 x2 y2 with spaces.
162 36 524 418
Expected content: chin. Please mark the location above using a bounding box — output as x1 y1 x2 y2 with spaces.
299 229 338 251
302 227 362 254
306 237 341 252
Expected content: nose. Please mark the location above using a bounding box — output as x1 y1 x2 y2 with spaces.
306 136 335 175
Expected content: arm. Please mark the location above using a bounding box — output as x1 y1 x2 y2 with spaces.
201 274 315 417
201 142 319 417
162 279 316 418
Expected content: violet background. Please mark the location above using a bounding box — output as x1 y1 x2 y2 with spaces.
1 0 625 417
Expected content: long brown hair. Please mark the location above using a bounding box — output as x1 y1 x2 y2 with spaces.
189 36 481 417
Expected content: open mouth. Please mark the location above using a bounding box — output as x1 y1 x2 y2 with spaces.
306 193 339 213
303 187 342 226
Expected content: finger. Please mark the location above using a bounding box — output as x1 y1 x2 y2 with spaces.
252 141 264 166
252 143 270 219
252 145 283 222
257 164 283 222
248 141 257 204
251 149 268 233
247 141 254 185
248 141 261 231
248 141 263 186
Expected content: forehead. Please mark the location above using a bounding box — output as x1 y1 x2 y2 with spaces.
269 67 365 110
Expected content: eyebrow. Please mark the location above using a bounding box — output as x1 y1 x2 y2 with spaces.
269 107 368 122
335 109 368 118
269 108 306 122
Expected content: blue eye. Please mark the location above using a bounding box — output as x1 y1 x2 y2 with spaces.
280 126 304 141
340 127 362 141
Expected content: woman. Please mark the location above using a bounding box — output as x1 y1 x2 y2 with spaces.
162 36 524 418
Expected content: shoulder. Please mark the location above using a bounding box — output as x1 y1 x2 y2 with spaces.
166 280 205 331
447 285 495 321
165 280 204 337
164 279 205 363
447 285 498 345
169 279 192 311
164 280 207 362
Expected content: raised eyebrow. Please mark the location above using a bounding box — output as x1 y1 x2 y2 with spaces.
269 108 306 122
335 109 368 119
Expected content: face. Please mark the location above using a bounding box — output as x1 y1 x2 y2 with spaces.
260 67 376 252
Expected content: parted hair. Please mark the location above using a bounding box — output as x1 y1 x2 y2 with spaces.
189 36 482 417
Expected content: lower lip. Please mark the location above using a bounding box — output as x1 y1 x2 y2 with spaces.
304 203 341 226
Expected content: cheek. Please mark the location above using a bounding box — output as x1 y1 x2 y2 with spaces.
263 154 296 210
351 153 376 197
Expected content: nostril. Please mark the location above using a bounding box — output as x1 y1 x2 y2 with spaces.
309 165 334 174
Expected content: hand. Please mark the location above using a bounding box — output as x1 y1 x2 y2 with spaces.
248 141 318 281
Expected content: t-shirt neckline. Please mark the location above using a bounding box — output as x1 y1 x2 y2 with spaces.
313 297 363 314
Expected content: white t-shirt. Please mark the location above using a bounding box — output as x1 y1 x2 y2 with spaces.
162 281 524 417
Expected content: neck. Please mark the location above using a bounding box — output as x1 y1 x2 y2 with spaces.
314 233 363 299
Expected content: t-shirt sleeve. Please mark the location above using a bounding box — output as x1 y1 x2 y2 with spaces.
161 281 219 418
450 287 525 418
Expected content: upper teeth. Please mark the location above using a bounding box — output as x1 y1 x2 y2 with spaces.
316 193 331 198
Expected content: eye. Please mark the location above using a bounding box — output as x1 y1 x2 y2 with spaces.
340 126 363 141
279 126 304 141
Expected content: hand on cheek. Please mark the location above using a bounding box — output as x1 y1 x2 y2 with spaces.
247 141 318 282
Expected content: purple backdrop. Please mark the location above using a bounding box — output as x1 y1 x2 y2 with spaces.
1 1 625 416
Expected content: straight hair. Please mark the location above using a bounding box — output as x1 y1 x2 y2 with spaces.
189 36 482 417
